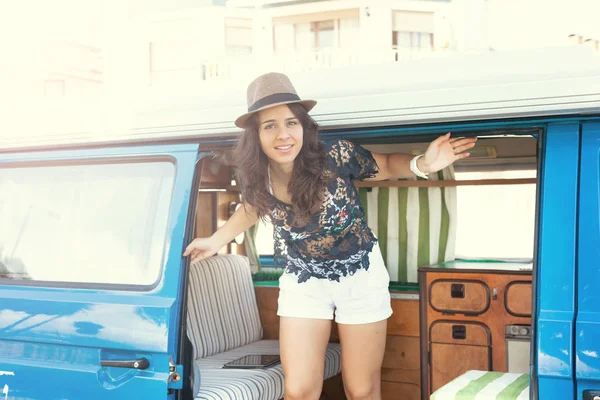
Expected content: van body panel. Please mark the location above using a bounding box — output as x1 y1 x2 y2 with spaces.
536 123 579 399
0 143 199 399
576 122 600 399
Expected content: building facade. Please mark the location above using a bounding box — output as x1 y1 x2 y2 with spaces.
6 0 597 98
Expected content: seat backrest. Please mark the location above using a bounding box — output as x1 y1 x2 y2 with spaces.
186 254 263 359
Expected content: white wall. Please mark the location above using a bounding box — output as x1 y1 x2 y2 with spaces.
358 0 393 58
450 0 489 52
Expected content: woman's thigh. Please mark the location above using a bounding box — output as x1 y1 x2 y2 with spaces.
279 316 332 395
338 319 387 397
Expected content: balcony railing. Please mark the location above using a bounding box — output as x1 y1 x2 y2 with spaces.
148 46 448 87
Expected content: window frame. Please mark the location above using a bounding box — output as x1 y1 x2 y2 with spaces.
0 155 177 291
251 129 540 293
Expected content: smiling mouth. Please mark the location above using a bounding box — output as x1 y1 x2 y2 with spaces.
274 145 293 151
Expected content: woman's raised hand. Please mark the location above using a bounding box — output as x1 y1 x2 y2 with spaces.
421 133 477 174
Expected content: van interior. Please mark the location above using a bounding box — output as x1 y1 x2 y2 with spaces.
186 127 538 400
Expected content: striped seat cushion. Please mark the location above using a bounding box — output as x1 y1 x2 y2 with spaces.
187 255 263 359
194 339 342 400
431 370 529 400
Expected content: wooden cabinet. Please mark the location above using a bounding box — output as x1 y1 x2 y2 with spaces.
429 321 491 393
383 294 421 400
418 262 532 399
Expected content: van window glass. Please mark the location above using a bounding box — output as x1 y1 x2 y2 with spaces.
0 161 175 286
455 169 536 260
255 219 274 259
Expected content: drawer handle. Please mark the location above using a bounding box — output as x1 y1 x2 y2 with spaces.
451 283 465 298
452 325 467 340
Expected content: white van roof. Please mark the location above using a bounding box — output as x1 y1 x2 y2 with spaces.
2 46 599 151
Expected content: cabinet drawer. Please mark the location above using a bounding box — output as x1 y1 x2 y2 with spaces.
382 336 420 384
430 343 491 394
505 281 532 317
430 321 491 346
429 279 490 315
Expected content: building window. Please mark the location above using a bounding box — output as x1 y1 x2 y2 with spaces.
392 10 434 51
295 19 337 51
393 31 434 51
311 20 335 49
225 18 252 56
274 13 359 55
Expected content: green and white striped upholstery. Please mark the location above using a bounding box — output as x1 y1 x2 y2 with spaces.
187 255 342 400
358 167 457 283
431 370 530 400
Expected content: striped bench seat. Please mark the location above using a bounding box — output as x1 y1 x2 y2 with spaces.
193 339 341 400
431 370 530 400
187 255 342 400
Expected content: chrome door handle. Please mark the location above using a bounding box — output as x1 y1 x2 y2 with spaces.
100 357 150 370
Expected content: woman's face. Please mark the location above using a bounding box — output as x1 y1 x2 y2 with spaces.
258 104 303 168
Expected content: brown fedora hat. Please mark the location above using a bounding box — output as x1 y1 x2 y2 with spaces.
235 72 317 128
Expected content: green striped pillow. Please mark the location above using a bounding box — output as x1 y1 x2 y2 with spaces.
431 370 529 400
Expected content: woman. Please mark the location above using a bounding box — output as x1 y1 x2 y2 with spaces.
184 72 476 400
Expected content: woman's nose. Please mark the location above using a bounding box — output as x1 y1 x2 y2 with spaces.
276 128 291 140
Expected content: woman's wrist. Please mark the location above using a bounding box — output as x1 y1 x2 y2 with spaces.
209 233 228 251
410 154 430 179
416 157 432 174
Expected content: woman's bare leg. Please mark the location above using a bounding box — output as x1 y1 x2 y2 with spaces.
280 316 332 400
338 319 387 400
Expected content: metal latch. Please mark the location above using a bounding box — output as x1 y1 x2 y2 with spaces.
582 390 600 400
167 356 183 391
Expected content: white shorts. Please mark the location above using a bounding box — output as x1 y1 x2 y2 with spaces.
277 243 393 325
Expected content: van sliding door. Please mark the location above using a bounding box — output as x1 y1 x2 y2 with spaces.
576 122 600 400
537 123 579 399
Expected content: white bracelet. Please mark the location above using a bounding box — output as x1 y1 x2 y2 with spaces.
410 154 429 180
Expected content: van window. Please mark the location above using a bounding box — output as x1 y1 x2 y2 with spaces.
0 160 175 286
252 138 537 271
255 219 275 259
455 169 536 260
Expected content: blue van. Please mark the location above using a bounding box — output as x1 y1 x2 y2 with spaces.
1 47 599 400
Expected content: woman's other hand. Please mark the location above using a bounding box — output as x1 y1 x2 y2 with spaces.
183 237 221 265
420 132 477 174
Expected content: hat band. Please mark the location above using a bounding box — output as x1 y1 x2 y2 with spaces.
248 92 300 112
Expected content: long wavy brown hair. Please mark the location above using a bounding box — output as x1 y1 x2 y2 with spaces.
234 103 327 223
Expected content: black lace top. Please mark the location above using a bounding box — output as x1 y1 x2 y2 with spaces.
270 139 379 283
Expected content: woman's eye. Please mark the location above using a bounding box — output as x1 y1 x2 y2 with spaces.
265 124 276 130
287 121 297 127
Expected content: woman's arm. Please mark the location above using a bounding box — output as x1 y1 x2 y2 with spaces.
183 202 259 264
367 133 477 181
